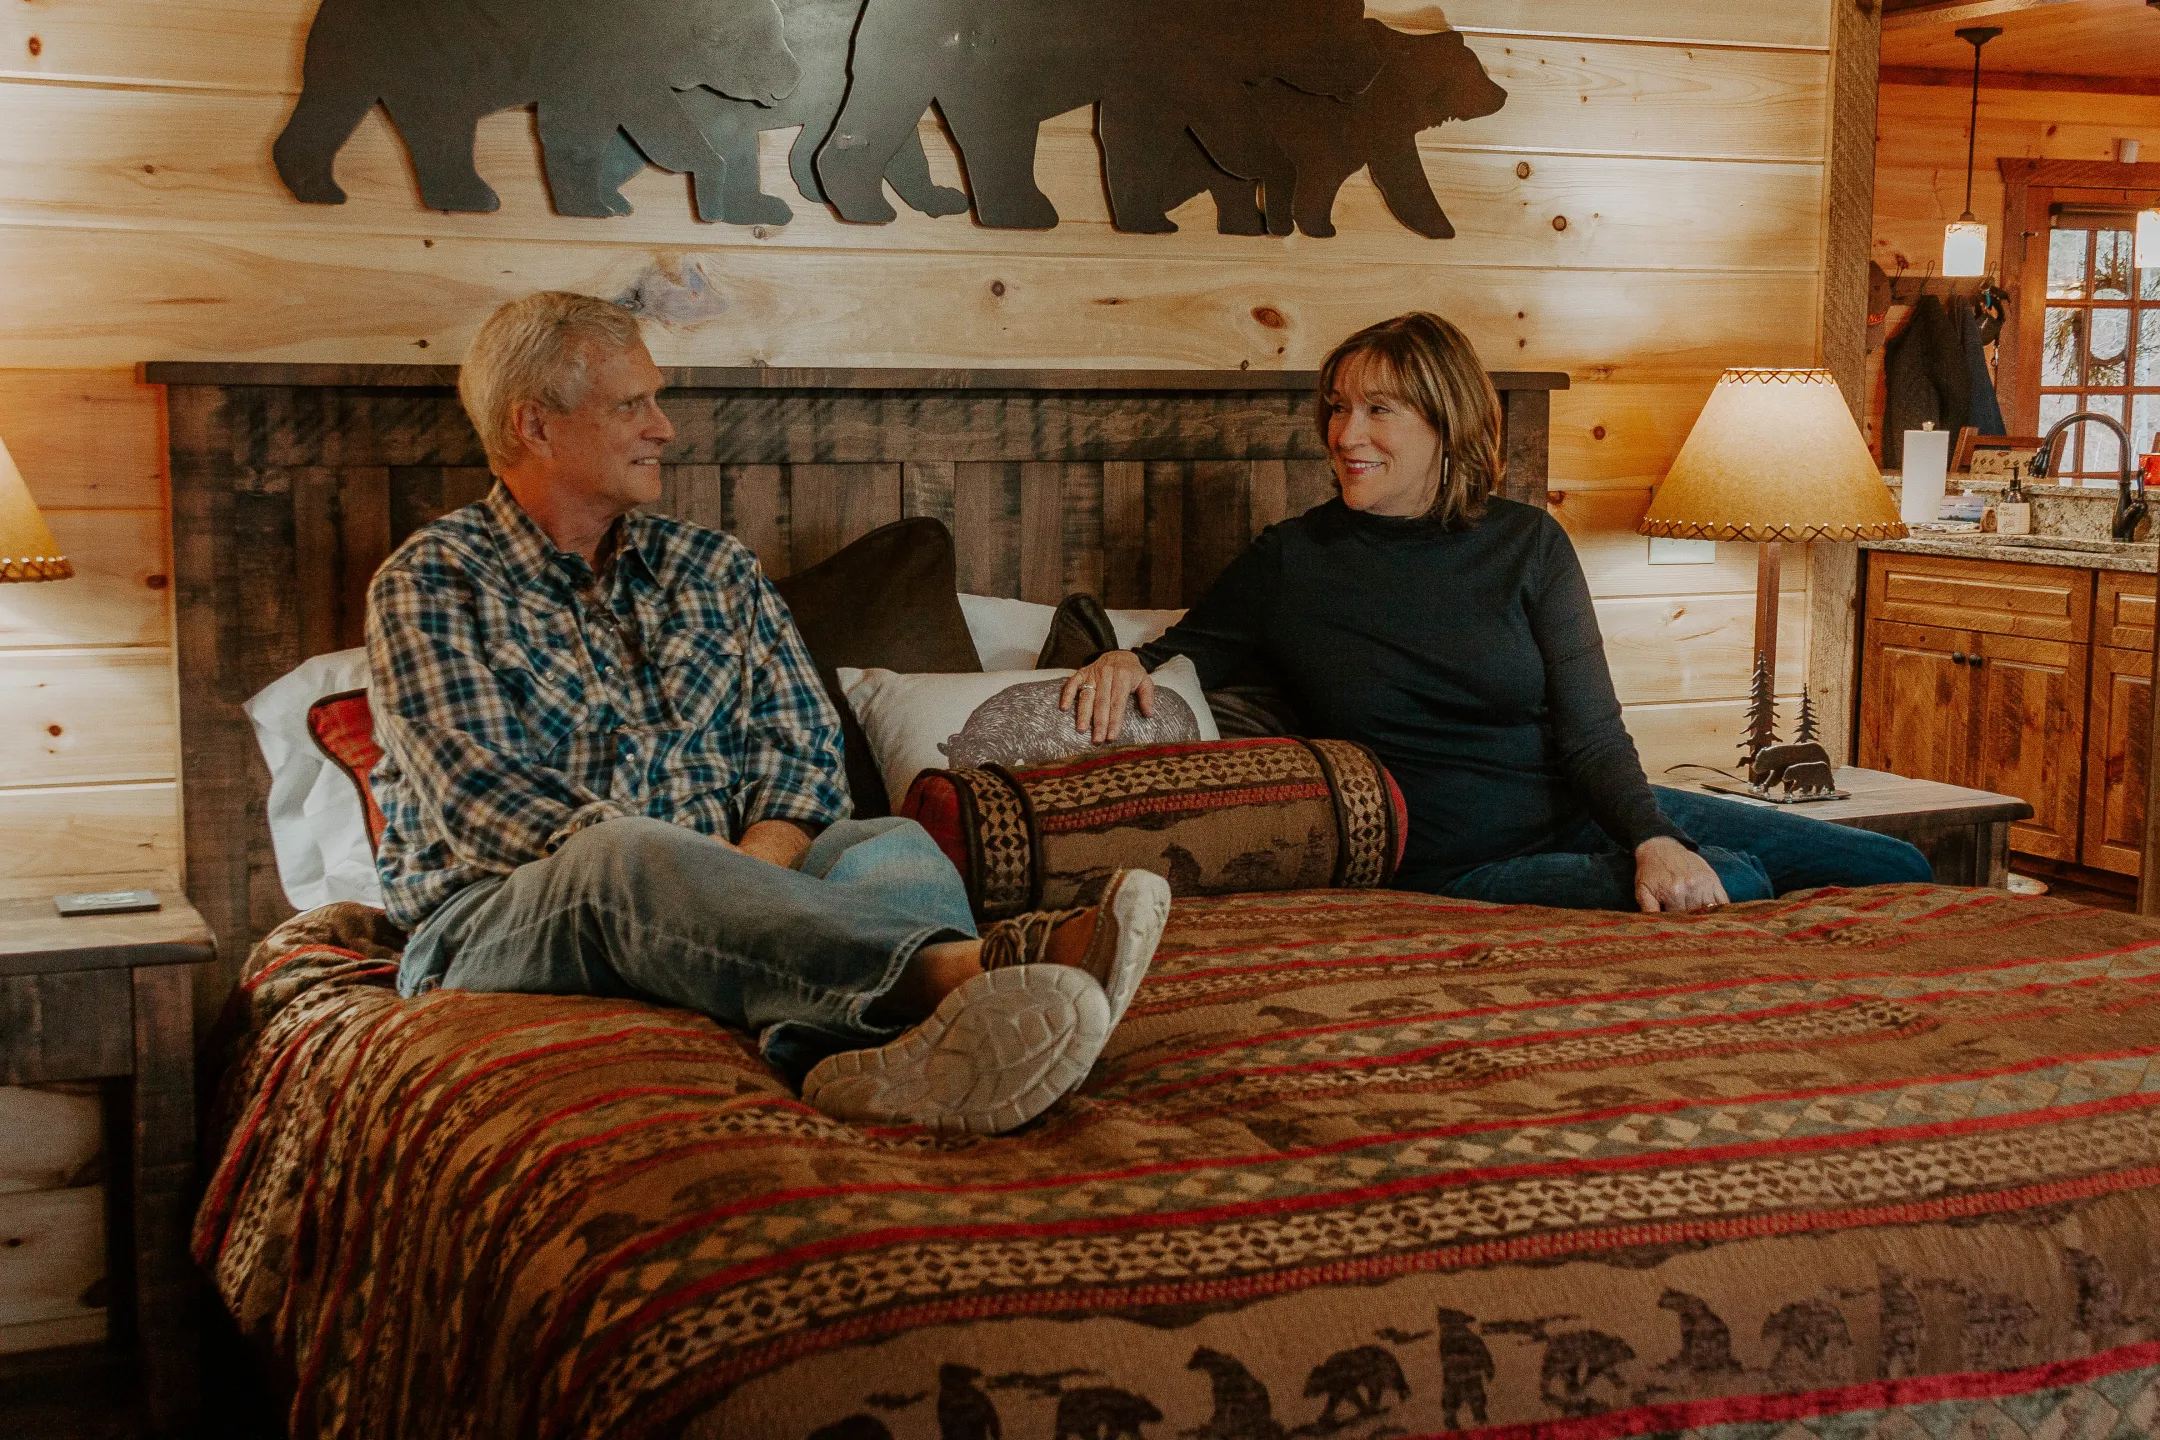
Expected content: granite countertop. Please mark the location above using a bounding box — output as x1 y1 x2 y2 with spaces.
1869 474 2157 573
1861 533 2157 573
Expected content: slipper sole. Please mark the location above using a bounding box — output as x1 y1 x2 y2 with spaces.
802 963 1111 1136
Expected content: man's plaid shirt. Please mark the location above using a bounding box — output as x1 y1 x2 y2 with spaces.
366 482 849 932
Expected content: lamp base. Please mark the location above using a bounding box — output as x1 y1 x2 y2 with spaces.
1699 777 1851 806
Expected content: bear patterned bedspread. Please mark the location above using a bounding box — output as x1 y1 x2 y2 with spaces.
194 885 2160 1440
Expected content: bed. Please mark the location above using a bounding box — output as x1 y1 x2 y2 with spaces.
161 366 2160 1438
197 883 2160 1438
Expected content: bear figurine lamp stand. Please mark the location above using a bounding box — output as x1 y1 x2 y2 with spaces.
1639 369 1904 802
0 432 70 584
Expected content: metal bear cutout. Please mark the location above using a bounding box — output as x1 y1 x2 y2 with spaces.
818 0 1387 233
599 0 970 225
1129 24 1507 237
273 0 799 221
1749 742 1838 798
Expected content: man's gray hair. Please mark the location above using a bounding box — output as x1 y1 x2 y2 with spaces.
459 292 646 470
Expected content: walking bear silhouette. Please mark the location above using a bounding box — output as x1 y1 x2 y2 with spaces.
606 0 970 224
819 0 1384 233
274 0 798 220
1132 23 1506 236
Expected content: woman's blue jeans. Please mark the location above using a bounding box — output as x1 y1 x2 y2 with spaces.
395 815 978 1084
1438 786 1936 911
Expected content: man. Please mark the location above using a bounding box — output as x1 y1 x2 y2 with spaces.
367 291 1170 1134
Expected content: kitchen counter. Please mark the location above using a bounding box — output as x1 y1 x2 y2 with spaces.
1869 474 2156 572
1862 533 2158 573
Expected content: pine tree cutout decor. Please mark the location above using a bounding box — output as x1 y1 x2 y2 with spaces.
1795 686 1819 746
1740 649 1780 765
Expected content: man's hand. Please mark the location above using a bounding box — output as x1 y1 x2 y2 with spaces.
1057 650 1156 744
1634 836 1728 914
736 819 816 870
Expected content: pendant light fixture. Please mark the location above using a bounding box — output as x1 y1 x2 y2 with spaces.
1942 25 2002 278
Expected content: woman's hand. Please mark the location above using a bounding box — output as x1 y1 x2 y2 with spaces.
1634 836 1728 914
1057 650 1156 744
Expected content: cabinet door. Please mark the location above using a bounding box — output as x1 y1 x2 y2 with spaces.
1859 620 1976 787
2083 644 2151 877
1971 633 2088 861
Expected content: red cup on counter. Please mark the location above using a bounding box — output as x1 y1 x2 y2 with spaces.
2142 453 2160 489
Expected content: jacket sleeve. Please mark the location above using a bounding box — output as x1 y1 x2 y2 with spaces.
1528 522 1694 853
367 563 633 874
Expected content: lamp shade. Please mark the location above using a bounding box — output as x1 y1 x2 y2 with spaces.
1639 369 1906 544
0 433 71 583
1942 219 1988 278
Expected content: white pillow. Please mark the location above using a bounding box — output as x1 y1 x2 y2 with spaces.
243 648 385 912
836 656 1219 805
956 593 1186 671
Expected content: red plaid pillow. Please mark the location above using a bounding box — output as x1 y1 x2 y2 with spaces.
306 690 386 856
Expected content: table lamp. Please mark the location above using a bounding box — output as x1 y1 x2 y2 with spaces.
1639 368 1904 799
0 433 70 583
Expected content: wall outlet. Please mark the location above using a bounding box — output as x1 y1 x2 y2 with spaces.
1648 536 1716 564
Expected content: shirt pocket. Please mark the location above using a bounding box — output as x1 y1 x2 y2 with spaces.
486 636 591 761
654 628 745 733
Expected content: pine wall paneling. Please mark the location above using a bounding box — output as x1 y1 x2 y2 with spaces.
0 0 1850 1353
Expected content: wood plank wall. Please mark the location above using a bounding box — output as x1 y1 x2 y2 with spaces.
0 0 1846 1352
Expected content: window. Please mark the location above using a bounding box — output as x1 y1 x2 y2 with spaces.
2040 212 2160 482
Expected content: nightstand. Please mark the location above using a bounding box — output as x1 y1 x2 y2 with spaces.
0 890 212 1435
1667 766 2036 887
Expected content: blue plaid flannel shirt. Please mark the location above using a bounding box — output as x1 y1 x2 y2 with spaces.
365 482 849 932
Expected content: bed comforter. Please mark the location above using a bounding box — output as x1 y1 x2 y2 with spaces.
196 884 2160 1439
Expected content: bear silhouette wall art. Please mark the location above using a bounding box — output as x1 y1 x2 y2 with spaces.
271 0 1510 237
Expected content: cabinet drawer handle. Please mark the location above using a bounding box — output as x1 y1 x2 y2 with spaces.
1952 651 1967 664
1969 655 1984 668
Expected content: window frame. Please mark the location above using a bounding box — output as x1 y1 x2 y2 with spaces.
2000 159 2160 482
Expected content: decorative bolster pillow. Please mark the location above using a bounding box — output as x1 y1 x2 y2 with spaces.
900 737 1409 922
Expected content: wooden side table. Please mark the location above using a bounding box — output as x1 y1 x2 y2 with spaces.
1668 767 2035 887
0 891 212 1436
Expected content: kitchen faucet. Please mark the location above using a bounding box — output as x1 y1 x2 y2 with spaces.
2029 411 2147 541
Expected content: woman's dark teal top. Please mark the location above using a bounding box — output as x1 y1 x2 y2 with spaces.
1135 496 1687 890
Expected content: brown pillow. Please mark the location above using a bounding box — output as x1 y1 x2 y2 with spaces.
1034 593 1121 669
773 518 980 818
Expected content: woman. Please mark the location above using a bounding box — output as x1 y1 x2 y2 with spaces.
1060 313 1931 913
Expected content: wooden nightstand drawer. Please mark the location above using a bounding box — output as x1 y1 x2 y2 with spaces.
0 969 132 1084
1867 552 2092 643
2097 571 2155 650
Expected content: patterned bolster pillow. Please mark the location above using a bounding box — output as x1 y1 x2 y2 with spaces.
900 737 1409 922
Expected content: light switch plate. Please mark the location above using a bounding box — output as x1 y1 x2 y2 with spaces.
1648 537 1717 564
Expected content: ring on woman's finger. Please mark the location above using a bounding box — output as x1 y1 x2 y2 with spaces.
1078 682 1097 693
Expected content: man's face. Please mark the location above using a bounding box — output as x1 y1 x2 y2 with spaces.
521 341 673 515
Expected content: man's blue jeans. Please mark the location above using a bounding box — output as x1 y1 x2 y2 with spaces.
396 816 978 1084
1438 786 1936 911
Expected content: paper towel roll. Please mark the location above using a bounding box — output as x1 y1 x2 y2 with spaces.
1901 429 1950 525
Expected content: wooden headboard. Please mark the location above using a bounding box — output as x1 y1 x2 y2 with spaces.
149 363 1567 1014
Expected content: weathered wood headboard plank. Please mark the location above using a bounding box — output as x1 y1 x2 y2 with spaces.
152 365 1566 1024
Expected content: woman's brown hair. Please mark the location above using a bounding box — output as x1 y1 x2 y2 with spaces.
1315 312 1504 531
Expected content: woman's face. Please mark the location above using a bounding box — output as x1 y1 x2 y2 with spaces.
1325 356 1443 518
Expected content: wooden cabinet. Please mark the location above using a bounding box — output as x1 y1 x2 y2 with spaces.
1860 552 2124 868
2084 645 2152 876
1858 613 2086 859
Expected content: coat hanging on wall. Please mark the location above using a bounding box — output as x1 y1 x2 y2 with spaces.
271 0 1510 237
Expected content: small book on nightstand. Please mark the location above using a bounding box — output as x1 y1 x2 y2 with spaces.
52 888 162 917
